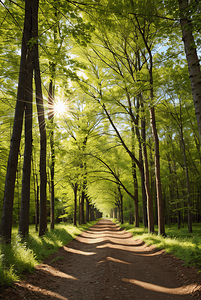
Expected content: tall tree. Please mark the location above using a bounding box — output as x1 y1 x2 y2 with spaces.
32 0 47 236
178 0 201 139
18 47 34 237
133 5 166 235
0 0 32 242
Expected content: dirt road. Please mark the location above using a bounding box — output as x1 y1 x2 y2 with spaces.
1 219 201 299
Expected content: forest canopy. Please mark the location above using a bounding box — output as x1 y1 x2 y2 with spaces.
0 0 201 241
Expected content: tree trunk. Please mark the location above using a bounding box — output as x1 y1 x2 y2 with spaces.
136 14 165 235
149 138 157 225
178 0 201 139
139 145 148 228
32 0 47 236
86 197 89 222
0 0 32 242
48 79 55 230
118 185 124 224
133 162 139 227
129 211 133 224
149 50 165 235
167 154 174 228
73 184 78 226
36 183 39 231
141 109 154 233
150 105 165 235
80 190 85 224
136 95 148 228
18 50 33 237
131 124 139 227
90 205 95 221
180 126 192 233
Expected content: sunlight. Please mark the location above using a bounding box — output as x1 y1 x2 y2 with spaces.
122 278 195 295
17 282 73 300
54 100 67 117
63 246 96 256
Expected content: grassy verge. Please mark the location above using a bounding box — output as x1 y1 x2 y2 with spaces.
0 220 98 288
114 220 201 271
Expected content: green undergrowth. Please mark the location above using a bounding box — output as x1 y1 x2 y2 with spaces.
114 220 201 271
0 220 98 288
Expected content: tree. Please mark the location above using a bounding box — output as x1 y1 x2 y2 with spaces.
18 43 34 237
1 0 33 242
178 0 201 139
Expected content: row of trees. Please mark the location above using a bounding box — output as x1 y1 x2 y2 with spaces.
0 0 201 242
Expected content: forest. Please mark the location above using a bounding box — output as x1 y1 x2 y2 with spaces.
0 0 201 244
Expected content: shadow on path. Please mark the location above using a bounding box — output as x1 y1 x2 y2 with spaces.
2 219 201 300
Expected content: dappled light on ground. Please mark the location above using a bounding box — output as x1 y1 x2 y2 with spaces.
63 246 96 256
36 264 78 280
98 256 130 265
2 219 201 299
122 278 195 295
15 282 69 300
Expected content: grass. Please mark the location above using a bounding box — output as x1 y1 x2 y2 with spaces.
0 220 98 288
115 220 201 271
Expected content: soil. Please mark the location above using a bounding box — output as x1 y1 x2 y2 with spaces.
1 219 201 300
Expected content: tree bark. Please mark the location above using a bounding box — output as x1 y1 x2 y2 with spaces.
73 183 78 226
0 0 32 242
178 0 201 139
180 125 192 233
132 161 139 227
32 0 47 236
149 52 165 235
48 79 55 230
131 124 139 227
86 197 89 222
18 50 33 237
118 185 124 224
150 105 165 235
135 14 165 235
80 190 85 224
141 110 154 233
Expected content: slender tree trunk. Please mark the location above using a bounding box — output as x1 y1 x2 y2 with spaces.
18 51 33 237
118 185 124 224
36 182 39 231
80 191 85 224
32 0 47 236
149 138 157 225
150 105 165 235
136 95 148 228
139 145 148 228
32 152 39 231
131 124 139 227
0 0 32 242
136 14 165 235
149 56 165 235
90 205 95 221
48 79 55 230
73 184 78 226
86 197 89 222
172 142 181 229
133 163 139 227
178 0 201 139
167 155 174 227
141 108 154 233
180 126 192 233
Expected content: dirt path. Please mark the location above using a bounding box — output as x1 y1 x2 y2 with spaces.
1 219 201 299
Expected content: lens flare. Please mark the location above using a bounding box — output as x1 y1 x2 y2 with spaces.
54 100 66 116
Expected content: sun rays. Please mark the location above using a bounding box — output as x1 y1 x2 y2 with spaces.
54 100 67 117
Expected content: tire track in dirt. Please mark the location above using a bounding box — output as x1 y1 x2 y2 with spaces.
1 219 201 299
